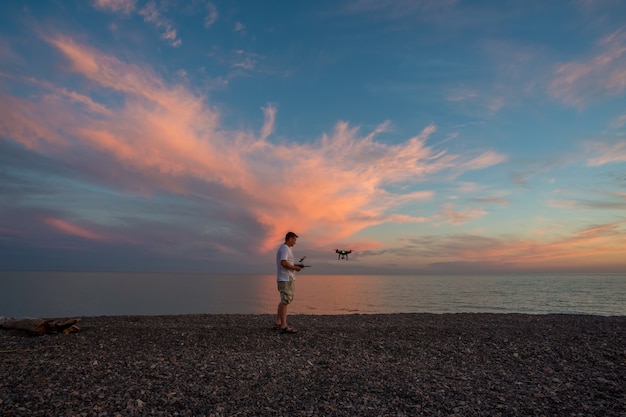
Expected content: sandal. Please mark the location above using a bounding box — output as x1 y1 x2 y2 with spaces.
280 327 297 334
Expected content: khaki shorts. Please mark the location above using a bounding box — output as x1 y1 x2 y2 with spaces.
277 280 295 305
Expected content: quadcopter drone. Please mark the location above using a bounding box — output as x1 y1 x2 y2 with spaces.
335 249 352 260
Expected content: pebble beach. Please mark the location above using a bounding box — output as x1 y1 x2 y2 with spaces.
1 313 625 416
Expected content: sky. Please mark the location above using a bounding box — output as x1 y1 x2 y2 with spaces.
0 0 625 275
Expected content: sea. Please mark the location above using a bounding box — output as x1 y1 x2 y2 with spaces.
0 271 624 318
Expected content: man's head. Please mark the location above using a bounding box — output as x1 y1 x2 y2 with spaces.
285 231 298 246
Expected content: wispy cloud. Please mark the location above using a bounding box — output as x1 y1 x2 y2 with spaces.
232 49 257 70
473 197 510 205
92 0 138 14
549 28 626 107
610 113 626 128
435 202 486 225
402 221 626 272
233 22 246 34
584 140 626 166
43 217 108 241
445 86 477 102
92 0 182 47
139 1 182 47
0 34 506 253
204 2 218 28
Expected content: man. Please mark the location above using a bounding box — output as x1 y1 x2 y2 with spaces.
275 231 302 334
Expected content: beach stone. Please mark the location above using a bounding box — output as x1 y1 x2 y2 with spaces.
1 313 625 416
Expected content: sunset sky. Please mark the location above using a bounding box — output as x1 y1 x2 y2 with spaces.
1 0 625 274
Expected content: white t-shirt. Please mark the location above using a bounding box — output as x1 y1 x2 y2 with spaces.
276 243 296 282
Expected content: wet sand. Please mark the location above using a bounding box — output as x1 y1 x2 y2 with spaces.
1 313 625 416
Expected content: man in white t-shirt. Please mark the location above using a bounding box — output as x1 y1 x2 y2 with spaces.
275 231 302 334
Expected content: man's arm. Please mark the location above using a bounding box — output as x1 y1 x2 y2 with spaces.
281 259 302 272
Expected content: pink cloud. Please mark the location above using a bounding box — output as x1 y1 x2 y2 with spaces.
443 222 626 270
0 34 506 253
584 140 626 166
435 202 486 225
43 217 108 241
549 29 626 106
92 0 181 47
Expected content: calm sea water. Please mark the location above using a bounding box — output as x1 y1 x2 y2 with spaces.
0 271 624 317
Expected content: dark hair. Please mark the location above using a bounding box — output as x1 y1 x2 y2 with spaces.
285 231 298 239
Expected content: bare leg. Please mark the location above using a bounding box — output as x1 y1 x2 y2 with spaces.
277 302 288 328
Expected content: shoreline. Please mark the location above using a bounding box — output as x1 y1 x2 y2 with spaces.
2 313 625 416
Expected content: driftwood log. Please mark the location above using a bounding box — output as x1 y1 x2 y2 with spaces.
0 317 80 335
